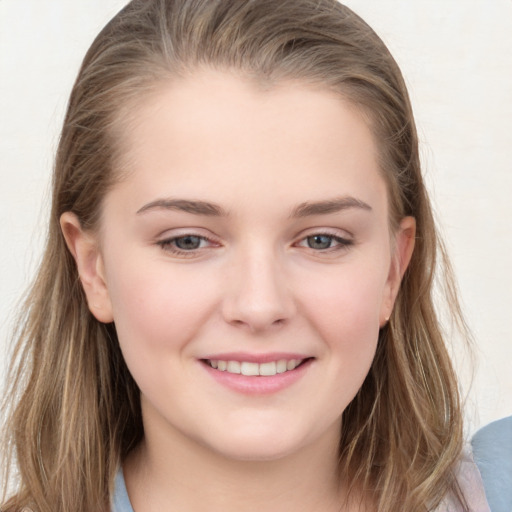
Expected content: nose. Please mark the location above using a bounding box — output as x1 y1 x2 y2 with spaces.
221 246 296 333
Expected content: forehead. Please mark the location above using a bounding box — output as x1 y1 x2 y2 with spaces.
109 69 387 217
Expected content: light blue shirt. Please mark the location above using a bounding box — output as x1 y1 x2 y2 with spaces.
112 469 134 512
471 416 512 512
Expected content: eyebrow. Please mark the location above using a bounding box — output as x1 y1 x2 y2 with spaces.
136 196 371 218
136 198 228 216
290 197 372 218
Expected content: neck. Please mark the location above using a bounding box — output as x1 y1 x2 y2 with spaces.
124 415 355 512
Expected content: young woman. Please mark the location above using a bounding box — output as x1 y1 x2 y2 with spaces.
1 1 489 511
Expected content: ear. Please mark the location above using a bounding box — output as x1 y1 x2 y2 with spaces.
379 216 416 327
60 212 114 323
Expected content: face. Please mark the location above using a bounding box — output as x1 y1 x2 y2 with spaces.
63 70 414 463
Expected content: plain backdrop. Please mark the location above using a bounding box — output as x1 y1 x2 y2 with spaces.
1 0 511 436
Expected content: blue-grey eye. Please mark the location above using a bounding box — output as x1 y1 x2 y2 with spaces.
306 235 334 250
174 235 203 250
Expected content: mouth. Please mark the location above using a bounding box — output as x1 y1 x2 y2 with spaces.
202 358 311 377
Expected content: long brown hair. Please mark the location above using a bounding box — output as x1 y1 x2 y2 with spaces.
2 1 469 510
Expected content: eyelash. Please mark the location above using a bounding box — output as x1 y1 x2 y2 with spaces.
156 235 215 257
296 233 353 252
156 232 353 257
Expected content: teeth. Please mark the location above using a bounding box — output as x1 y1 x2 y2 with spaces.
207 358 304 376
276 360 287 374
259 361 277 376
227 361 241 374
240 362 259 376
287 359 298 371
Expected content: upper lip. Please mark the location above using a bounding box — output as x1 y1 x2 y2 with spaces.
200 352 312 363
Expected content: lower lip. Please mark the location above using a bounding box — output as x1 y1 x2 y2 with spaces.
201 359 313 395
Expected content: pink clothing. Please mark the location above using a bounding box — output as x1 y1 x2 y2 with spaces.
436 451 490 512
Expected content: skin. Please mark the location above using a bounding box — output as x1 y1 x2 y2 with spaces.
62 70 415 512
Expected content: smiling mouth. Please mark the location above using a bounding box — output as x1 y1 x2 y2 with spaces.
203 358 310 377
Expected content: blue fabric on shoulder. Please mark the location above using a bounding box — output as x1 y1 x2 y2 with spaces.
471 416 512 512
112 468 135 512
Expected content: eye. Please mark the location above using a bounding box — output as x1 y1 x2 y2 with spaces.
306 234 335 250
157 234 216 255
173 235 205 250
296 233 353 251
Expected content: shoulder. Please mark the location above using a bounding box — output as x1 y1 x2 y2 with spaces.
471 416 512 512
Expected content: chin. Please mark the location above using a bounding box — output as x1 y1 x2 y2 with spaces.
212 438 300 463
201 422 318 463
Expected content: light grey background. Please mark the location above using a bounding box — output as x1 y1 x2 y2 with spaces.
1 0 511 434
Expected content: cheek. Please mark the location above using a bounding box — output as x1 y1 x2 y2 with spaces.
104 256 220 363
296 261 387 345
301 266 386 403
